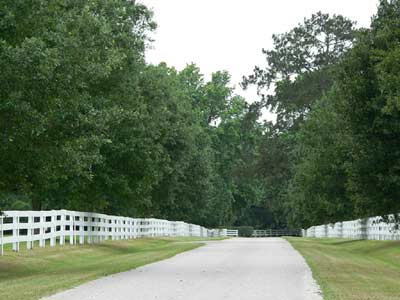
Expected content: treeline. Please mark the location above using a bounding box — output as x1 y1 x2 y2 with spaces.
1 0 399 229
245 0 400 228
0 0 265 227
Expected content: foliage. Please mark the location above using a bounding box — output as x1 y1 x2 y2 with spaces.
331 0 400 218
0 0 155 210
243 12 357 229
286 95 353 227
0 0 266 227
248 2 400 228
237 226 254 237
244 11 356 131
1 0 399 231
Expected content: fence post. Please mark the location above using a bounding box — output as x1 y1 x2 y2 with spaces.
69 213 74 245
112 218 116 241
12 216 19 252
59 211 65 246
39 214 45 248
361 218 368 239
79 216 84 245
27 215 33 250
50 214 56 247
88 216 92 245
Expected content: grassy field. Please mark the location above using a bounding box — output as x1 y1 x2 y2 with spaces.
0 238 205 300
287 237 400 300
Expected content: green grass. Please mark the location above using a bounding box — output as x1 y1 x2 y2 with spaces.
286 237 400 300
0 238 205 300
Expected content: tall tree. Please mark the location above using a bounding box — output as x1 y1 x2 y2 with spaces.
244 12 356 130
241 12 357 228
286 94 353 228
0 0 155 209
333 0 400 218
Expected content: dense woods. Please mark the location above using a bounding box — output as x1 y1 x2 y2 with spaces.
1 0 399 229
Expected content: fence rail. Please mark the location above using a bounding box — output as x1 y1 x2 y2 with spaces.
0 210 227 256
302 214 400 241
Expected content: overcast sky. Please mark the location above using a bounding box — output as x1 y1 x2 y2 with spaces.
140 0 380 121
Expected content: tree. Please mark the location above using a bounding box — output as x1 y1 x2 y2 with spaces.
284 0 400 227
286 94 353 228
244 12 356 130
241 12 357 229
333 0 400 218
255 125 296 228
148 64 215 224
0 0 155 210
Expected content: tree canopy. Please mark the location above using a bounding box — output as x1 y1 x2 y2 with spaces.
247 0 400 228
1 0 399 229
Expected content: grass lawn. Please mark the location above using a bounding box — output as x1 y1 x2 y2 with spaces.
286 237 400 300
0 238 206 300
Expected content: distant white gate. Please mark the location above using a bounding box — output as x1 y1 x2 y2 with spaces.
252 229 301 237
226 229 239 237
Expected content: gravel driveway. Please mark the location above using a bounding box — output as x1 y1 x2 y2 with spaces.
44 238 322 300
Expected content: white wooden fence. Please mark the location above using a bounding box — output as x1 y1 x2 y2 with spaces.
302 214 400 240
0 210 228 255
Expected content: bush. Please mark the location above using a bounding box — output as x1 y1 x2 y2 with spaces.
0 192 31 212
237 226 254 237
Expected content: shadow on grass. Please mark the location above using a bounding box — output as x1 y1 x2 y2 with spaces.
361 241 400 254
93 242 149 254
0 260 28 279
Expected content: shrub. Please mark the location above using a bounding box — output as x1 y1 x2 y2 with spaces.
238 226 254 237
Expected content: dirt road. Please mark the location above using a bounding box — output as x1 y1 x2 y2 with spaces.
45 238 322 300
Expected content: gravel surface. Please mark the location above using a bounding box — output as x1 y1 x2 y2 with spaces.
44 238 322 300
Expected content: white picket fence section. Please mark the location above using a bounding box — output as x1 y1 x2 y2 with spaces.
0 210 228 255
302 214 400 240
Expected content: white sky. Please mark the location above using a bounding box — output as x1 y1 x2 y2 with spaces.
140 0 380 121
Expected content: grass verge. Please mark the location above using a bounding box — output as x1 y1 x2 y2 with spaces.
286 237 400 300
0 238 204 300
